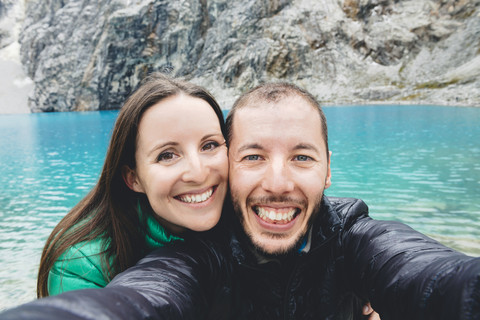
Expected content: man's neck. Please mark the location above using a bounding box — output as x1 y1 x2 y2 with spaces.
251 227 314 265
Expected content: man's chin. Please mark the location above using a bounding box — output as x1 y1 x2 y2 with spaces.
249 232 305 258
232 195 323 258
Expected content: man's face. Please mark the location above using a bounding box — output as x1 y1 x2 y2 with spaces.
228 96 331 255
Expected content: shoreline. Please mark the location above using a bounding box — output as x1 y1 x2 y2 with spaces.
322 101 480 108
2 100 479 115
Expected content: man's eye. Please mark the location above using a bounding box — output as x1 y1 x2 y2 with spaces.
294 155 312 161
157 152 177 162
243 155 261 161
202 141 220 151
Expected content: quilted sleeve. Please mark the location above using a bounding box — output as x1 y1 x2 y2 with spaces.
48 241 108 295
343 216 480 320
1 238 233 320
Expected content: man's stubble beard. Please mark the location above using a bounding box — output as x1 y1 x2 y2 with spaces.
231 192 324 258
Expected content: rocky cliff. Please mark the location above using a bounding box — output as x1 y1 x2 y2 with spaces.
0 0 32 114
15 0 480 111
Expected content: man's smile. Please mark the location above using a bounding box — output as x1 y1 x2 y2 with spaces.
253 206 300 224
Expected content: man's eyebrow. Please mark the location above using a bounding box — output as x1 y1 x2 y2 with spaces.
293 143 320 152
237 143 264 153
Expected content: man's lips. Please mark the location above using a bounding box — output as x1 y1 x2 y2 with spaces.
175 186 216 204
253 205 301 224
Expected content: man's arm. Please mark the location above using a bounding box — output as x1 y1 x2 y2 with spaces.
1 238 233 320
343 216 480 320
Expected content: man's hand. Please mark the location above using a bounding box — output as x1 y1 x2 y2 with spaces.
363 302 381 320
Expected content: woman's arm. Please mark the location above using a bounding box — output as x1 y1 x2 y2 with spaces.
47 241 108 295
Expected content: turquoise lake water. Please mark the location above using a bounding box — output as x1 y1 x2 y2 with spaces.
0 105 479 310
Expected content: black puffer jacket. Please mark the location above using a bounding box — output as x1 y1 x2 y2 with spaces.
2 197 480 319
228 196 480 319
228 196 364 319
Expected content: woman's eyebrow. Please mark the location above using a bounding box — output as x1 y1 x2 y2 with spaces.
148 141 179 156
201 133 225 140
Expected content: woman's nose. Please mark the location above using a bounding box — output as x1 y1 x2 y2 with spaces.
181 153 209 183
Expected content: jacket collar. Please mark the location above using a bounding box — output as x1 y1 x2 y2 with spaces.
309 196 342 251
137 201 183 250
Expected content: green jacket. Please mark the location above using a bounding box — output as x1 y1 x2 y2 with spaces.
48 211 182 295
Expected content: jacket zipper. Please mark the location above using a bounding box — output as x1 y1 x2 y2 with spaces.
282 229 340 320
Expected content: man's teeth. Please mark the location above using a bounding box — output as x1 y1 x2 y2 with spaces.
178 188 213 203
256 207 296 223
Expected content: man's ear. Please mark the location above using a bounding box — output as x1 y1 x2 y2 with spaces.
325 151 332 189
121 165 144 193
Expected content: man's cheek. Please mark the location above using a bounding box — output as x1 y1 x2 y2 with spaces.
230 176 248 194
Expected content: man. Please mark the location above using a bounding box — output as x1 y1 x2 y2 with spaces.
2 83 479 319
224 83 379 319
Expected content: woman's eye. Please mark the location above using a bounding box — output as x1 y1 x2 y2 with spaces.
294 155 312 161
243 155 261 161
202 141 220 151
157 152 177 162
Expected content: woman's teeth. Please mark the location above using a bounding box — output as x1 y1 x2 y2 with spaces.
255 206 297 223
177 188 213 204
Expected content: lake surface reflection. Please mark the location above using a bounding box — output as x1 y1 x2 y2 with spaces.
0 105 479 310
325 106 480 254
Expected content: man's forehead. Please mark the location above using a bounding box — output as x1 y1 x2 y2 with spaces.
230 101 325 151
233 97 320 126
240 94 315 109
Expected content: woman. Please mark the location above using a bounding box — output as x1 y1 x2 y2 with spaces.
37 73 229 297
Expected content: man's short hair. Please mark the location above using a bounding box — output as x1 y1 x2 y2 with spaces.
225 82 329 158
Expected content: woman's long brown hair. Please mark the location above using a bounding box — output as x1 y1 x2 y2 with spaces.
37 73 226 297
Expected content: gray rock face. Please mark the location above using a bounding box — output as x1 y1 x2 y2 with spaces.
17 0 480 112
0 0 32 114
0 0 18 48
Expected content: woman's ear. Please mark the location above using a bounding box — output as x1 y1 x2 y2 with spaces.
122 165 144 193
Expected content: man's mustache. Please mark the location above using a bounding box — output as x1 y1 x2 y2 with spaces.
247 196 307 208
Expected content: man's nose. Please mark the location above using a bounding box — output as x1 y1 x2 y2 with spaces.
182 153 209 183
261 159 294 194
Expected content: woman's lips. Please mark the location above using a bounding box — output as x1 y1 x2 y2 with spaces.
175 186 216 204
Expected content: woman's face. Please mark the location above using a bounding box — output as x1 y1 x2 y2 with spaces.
126 94 228 233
